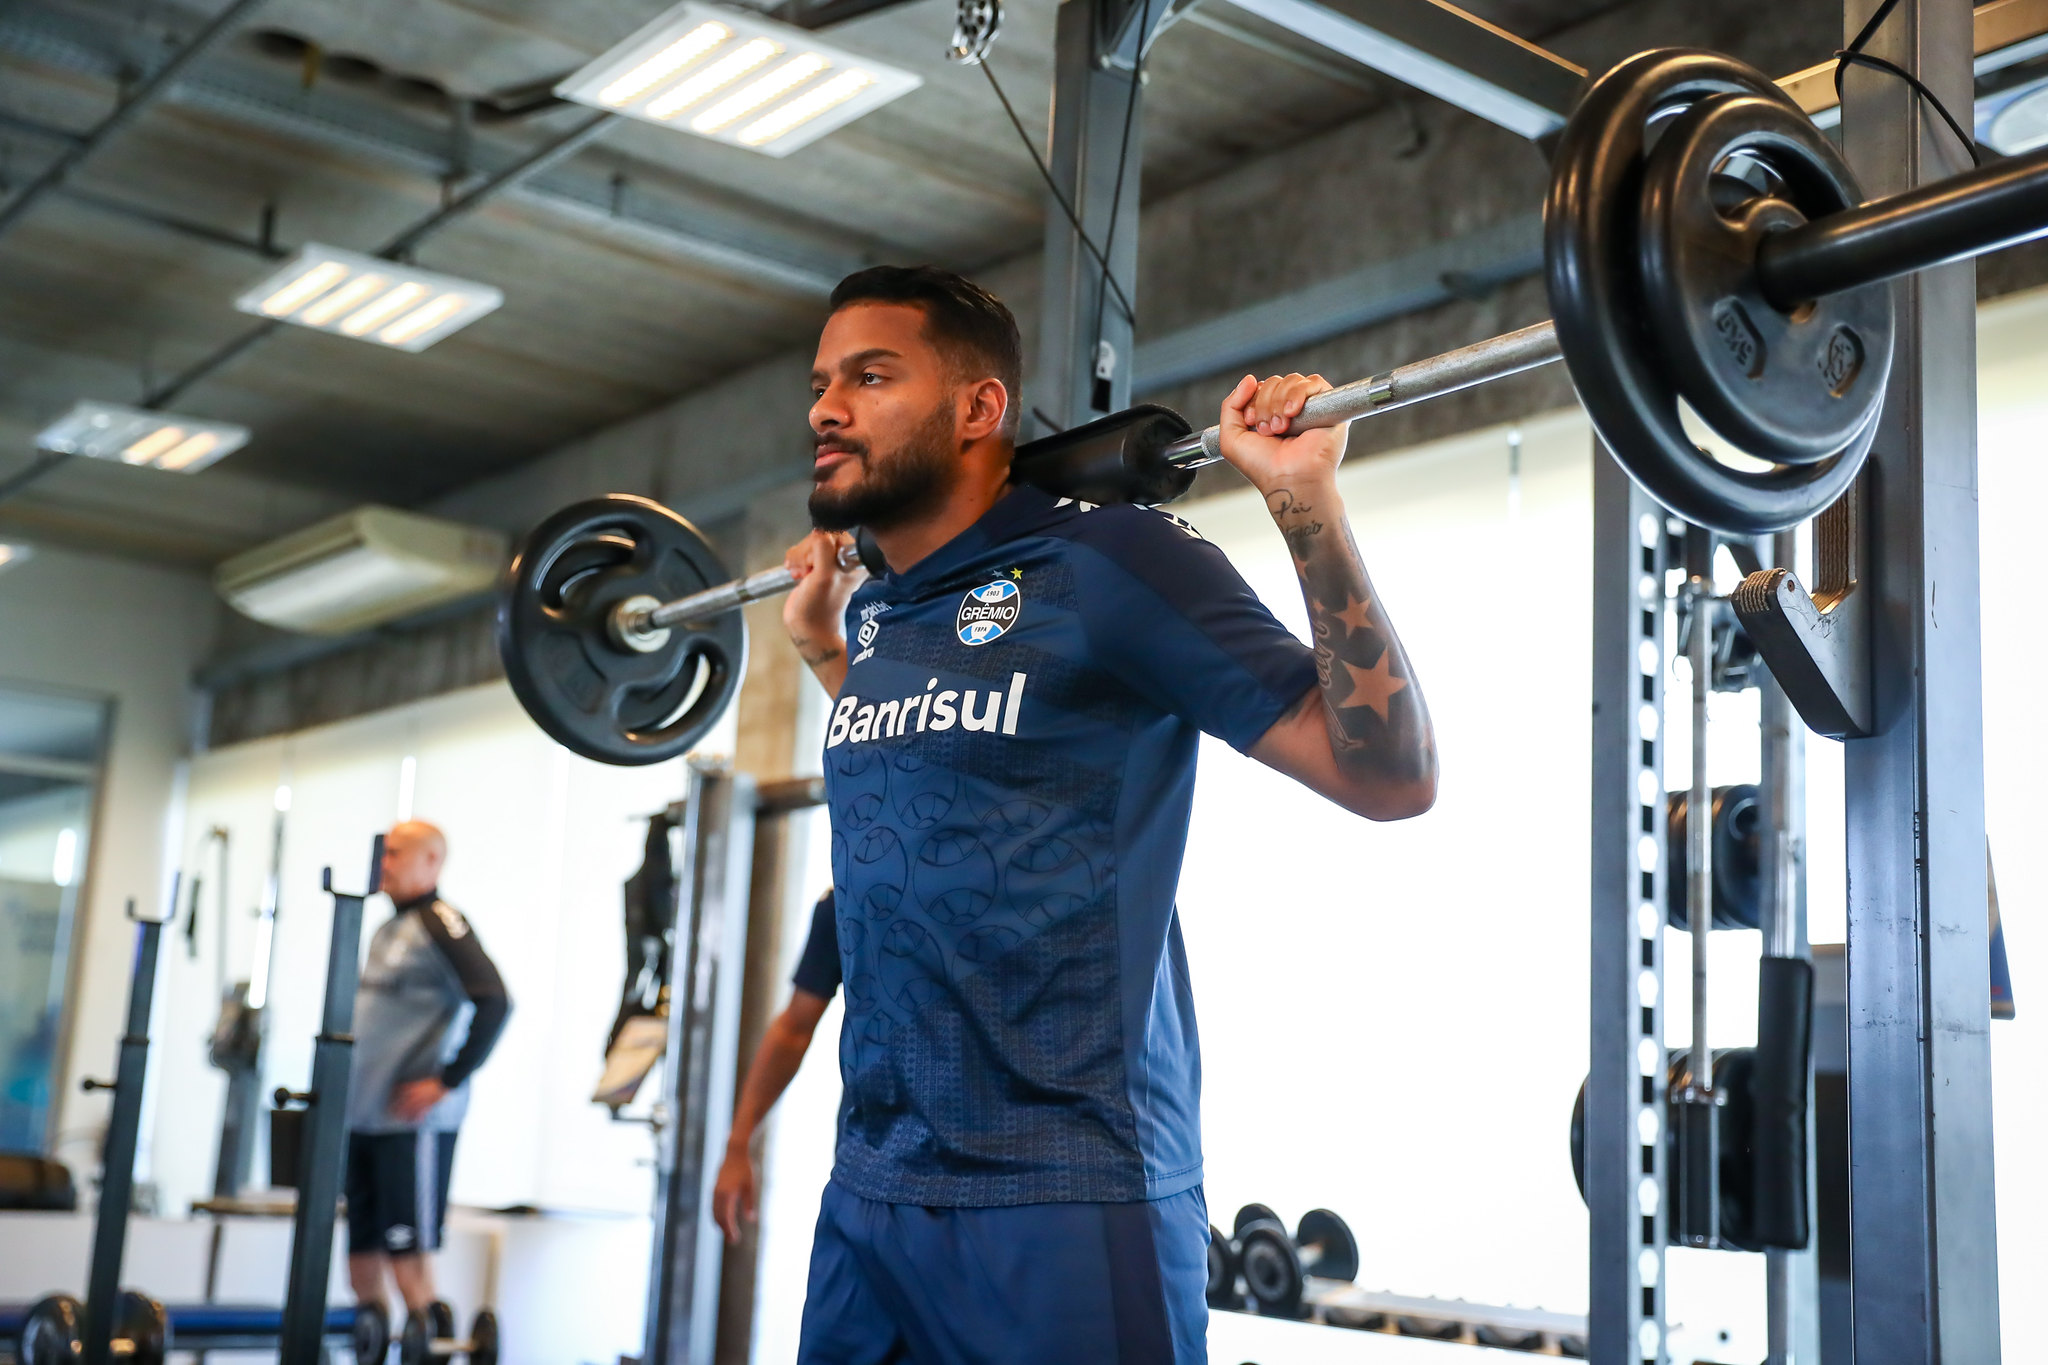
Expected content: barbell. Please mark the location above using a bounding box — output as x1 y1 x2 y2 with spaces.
499 47 2048 766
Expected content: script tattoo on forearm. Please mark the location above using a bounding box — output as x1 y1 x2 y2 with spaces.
1267 487 1435 787
791 634 843 669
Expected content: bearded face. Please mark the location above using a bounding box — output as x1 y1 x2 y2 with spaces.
808 393 961 533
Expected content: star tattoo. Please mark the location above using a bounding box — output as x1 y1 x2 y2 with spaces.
1340 651 1409 722
1332 594 1374 633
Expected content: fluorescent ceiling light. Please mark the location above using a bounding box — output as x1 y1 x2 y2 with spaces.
1985 77 2048 155
0 544 32 574
557 2 922 157
34 401 247 473
234 244 504 352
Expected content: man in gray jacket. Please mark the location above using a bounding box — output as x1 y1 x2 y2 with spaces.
346 820 510 1324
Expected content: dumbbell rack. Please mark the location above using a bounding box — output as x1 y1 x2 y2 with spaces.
1282 1286 1586 1357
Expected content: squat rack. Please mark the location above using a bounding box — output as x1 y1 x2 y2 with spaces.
1582 3 1996 1362
1028 0 2000 1361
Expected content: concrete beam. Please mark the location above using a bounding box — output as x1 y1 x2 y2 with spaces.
1214 0 1584 139
0 9 861 298
1135 210 1541 391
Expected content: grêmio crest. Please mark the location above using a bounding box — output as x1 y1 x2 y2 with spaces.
957 580 1021 646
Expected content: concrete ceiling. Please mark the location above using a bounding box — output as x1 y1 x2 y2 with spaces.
0 0 1618 566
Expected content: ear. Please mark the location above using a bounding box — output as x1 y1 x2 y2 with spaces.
960 378 1010 442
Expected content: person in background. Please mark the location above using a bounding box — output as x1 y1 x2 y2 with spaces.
345 821 511 1331
714 889 841 1243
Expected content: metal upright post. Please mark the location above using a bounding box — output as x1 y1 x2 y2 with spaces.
1031 0 1155 434
642 762 757 1365
1836 1 2001 1358
279 837 383 1365
1588 452 1669 1365
1759 528 1821 1365
1673 530 1719 1251
80 898 169 1365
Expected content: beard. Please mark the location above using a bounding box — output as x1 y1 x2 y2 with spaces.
809 401 959 533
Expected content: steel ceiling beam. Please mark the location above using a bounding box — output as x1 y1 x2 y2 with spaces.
1134 211 1542 391
1211 0 1584 140
0 0 271 243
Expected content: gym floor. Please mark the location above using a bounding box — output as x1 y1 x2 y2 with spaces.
2 0 2046 1361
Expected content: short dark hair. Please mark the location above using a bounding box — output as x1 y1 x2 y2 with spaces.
829 265 1023 434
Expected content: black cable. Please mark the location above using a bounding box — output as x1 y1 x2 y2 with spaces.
1087 0 1151 393
0 449 70 508
1833 51 1982 166
979 60 1135 324
1832 0 1982 167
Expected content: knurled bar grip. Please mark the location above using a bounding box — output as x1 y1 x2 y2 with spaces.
1159 320 1564 468
635 541 863 633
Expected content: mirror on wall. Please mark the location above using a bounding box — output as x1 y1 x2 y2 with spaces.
0 683 109 1153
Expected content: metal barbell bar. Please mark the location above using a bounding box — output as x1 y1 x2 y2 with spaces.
500 48 2048 768
611 540 865 651
600 321 1565 653
600 107 2048 650
620 118 2048 649
1164 134 2048 470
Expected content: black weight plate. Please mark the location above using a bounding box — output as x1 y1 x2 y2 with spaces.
1231 1202 1281 1239
1712 784 1764 929
400 1310 431 1365
469 1309 499 1365
116 1292 168 1365
353 1303 390 1365
1295 1208 1359 1283
1205 1234 1235 1306
1713 1046 1762 1252
497 496 747 767
1394 1314 1462 1340
1236 1220 1304 1318
1640 93 1890 466
1666 784 1765 930
1546 49 1885 534
20 1295 83 1365
428 1302 456 1344
1569 1078 1587 1201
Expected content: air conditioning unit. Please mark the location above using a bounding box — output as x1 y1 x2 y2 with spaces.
215 506 507 635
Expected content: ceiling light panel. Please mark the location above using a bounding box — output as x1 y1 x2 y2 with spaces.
34 401 248 473
234 245 504 352
557 2 921 157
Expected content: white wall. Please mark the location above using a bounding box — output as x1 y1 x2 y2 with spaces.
0 544 217 1184
151 682 738 1228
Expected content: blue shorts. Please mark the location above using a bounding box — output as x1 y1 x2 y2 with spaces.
796 1181 1209 1365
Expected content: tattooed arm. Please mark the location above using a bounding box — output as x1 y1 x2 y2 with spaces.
782 529 865 696
1221 373 1438 820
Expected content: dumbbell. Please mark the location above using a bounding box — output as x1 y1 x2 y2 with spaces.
1229 1205 1360 1318
18 1292 166 1365
399 1302 498 1365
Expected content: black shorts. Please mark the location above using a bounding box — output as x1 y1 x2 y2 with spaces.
345 1131 457 1255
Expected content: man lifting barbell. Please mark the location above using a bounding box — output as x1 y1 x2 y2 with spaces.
773 265 1435 1363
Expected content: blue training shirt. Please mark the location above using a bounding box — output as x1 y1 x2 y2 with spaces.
823 482 1316 1207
